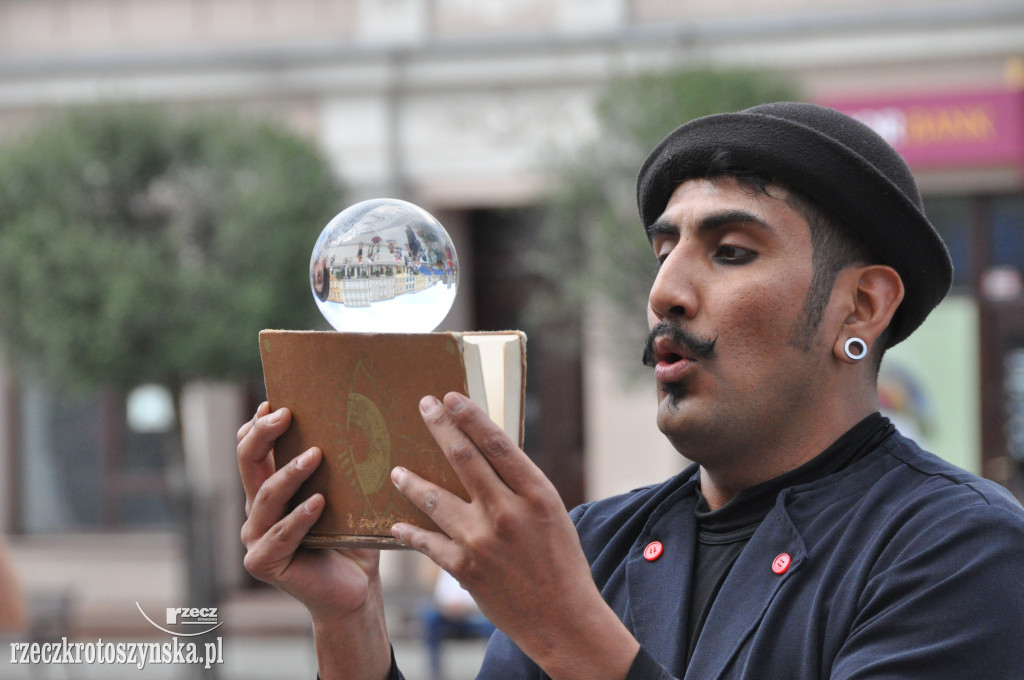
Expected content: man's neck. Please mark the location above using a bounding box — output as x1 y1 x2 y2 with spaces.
697 406 875 511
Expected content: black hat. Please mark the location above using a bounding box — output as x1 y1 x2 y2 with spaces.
636 101 953 347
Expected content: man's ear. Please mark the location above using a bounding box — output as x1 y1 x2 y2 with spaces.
832 265 905 364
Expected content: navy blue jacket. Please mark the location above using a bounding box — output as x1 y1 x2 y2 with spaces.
477 432 1024 679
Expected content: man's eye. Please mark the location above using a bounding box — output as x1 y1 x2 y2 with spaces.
715 244 756 264
653 245 672 266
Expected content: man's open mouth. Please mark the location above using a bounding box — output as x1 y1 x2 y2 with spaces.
641 322 718 375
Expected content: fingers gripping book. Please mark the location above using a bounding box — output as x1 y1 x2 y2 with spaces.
259 330 526 549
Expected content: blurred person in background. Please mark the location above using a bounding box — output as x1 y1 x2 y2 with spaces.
237 103 1024 680
419 567 495 680
0 536 26 632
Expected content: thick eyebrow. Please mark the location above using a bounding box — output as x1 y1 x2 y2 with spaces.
645 209 773 244
645 218 679 243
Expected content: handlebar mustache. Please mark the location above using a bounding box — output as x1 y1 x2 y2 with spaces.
641 323 718 368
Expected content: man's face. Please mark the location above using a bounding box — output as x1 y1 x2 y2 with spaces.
644 176 834 467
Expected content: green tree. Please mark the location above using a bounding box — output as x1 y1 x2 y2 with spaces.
530 67 800 375
0 107 343 392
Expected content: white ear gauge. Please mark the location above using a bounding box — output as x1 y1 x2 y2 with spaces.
844 337 868 361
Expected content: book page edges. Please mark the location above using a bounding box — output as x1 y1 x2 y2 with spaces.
462 331 526 444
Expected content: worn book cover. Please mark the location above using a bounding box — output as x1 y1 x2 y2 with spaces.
259 329 524 549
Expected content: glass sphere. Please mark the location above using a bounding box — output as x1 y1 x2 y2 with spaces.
310 198 459 333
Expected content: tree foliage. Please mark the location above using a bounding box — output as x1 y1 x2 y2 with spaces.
529 67 801 376
0 107 343 390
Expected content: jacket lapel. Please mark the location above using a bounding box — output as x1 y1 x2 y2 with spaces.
684 505 806 680
626 484 699 678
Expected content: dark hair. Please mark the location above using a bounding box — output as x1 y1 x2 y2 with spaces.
694 151 887 367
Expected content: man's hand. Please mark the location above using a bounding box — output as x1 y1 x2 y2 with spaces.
237 402 390 680
390 393 640 680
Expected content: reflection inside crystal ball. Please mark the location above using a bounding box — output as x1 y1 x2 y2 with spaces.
310 198 459 333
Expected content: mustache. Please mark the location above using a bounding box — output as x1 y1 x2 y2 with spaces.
641 322 718 368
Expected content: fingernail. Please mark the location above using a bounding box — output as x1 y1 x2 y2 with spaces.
419 396 440 414
446 392 467 413
303 495 322 514
391 524 406 545
295 448 316 469
391 466 406 485
269 408 286 423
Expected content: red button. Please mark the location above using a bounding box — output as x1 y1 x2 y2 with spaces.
644 541 663 561
772 553 792 574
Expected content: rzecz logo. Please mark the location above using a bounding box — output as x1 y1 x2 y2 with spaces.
166 608 217 625
136 603 223 636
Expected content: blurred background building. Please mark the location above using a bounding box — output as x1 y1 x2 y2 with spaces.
0 0 1022 660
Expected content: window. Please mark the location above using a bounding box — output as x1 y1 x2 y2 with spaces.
15 378 180 533
991 195 1024 278
923 196 972 289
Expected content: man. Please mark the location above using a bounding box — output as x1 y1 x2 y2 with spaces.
237 102 1024 679
0 536 26 632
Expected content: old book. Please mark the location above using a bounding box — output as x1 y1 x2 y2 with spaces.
259 330 526 549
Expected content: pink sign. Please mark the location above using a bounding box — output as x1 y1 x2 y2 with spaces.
820 89 1024 170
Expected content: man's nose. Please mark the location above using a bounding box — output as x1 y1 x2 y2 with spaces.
648 256 698 323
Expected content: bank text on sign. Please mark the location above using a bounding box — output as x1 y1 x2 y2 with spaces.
823 89 1024 171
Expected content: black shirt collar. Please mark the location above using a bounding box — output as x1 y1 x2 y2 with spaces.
695 413 895 534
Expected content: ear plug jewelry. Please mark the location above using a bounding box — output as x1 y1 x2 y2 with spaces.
844 337 868 361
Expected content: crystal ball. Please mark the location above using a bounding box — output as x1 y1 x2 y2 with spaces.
310 198 459 333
